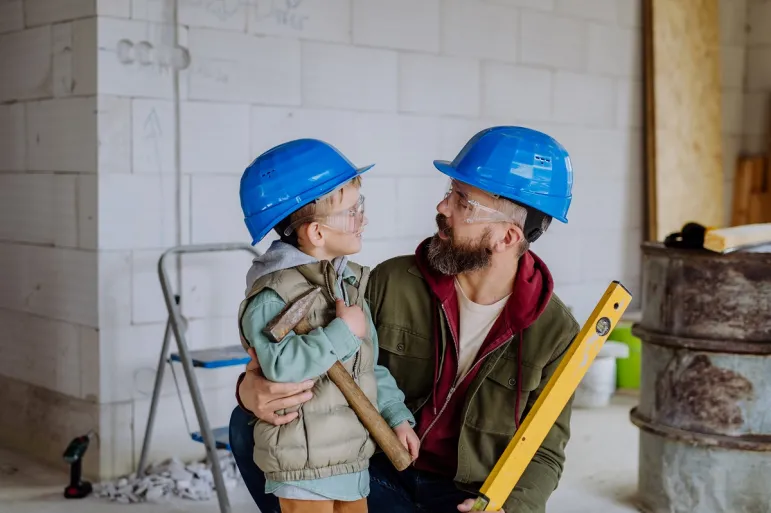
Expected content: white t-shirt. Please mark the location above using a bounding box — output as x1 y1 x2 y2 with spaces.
454 278 511 380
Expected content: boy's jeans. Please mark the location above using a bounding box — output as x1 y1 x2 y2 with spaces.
228 406 474 512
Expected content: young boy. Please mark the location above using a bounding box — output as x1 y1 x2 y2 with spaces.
237 139 419 513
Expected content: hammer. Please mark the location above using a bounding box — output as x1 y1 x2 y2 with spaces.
263 287 414 472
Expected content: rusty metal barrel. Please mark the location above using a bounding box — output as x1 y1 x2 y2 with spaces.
630 242 771 513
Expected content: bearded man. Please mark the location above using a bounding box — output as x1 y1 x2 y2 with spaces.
229 126 580 513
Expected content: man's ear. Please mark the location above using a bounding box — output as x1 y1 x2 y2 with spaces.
493 224 524 253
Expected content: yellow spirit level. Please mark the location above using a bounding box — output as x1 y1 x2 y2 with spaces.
471 281 632 511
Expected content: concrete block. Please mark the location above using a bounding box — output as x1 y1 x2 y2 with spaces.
98 250 133 333
616 79 643 128
520 10 587 71
24 0 95 26
98 174 183 250
52 19 98 97
399 54 480 116
249 0 351 43
742 92 768 137
302 42 398 111
188 28 301 104
97 400 134 478
355 236 424 268
78 175 98 250
131 249 178 325
0 243 24 312
579 226 642 281
250 106 442 177
744 134 767 154
587 24 641 78
569 174 642 231
80 326 100 401
722 0 748 45
0 0 23 34
181 101 251 174
555 0 617 22
551 126 642 179
180 250 255 318
722 90 744 136
26 98 98 172
484 0 554 10
130 0 172 21
0 310 82 398
98 96 132 173
132 99 175 174
97 18 179 99
179 0 248 31
442 0 518 62
352 0 440 52
530 223 582 284
438 117 497 158
553 72 616 127
0 104 26 171
18 246 99 327
617 0 641 27
0 174 78 247
748 0 771 44
395 177 448 237
190 175 246 244
359 176 398 239
483 63 552 121
0 27 53 102
721 45 746 90
98 0 132 18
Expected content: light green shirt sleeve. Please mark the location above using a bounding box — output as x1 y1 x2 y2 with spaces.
363 302 416 429
241 289 362 383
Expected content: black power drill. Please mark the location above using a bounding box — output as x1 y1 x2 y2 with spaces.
62 430 94 499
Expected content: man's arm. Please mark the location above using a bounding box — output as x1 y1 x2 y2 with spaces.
503 331 577 513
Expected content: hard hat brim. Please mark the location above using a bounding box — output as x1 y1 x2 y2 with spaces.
432 160 569 224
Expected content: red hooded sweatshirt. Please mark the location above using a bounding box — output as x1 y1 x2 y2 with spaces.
411 238 554 477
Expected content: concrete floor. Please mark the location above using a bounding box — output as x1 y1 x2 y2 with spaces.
0 394 642 513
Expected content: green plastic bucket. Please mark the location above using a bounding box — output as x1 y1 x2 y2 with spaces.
611 322 641 389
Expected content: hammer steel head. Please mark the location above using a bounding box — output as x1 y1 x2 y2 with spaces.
263 287 322 342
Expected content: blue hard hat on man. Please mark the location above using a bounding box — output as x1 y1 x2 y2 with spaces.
433 126 573 242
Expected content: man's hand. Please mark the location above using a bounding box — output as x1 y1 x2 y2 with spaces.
457 498 505 512
238 348 314 425
392 421 420 461
335 299 367 338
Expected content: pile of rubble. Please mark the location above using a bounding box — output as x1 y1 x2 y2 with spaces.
94 451 240 504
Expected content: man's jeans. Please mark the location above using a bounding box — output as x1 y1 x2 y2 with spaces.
228 407 475 512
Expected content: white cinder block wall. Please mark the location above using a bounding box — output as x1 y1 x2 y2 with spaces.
0 0 753 480
744 0 771 156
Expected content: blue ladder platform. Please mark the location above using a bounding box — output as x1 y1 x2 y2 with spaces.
191 426 231 451
169 345 251 369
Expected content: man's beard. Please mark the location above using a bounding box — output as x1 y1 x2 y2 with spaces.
426 214 493 275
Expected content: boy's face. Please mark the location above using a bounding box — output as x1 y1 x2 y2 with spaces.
300 183 366 258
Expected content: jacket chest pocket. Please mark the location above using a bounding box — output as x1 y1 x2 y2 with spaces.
465 359 543 435
377 325 433 406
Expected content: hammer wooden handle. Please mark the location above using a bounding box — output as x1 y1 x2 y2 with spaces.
326 361 413 472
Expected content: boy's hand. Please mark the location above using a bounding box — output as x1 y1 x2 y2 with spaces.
335 299 367 338
393 421 420 461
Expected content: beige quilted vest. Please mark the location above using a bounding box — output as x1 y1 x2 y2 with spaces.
237 261 378 482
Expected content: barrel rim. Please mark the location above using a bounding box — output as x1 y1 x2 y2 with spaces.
631 325 771 355
641 241 771 262
630 407 771 452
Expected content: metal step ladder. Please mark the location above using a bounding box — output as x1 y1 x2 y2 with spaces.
137 243 261 513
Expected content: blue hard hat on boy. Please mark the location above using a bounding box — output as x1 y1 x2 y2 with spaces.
433 126 574 225
240 139 374 245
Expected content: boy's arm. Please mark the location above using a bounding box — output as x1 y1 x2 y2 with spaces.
363 302 415 429
242 289 362 384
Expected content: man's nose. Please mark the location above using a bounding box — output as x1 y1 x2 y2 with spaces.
437 196 451 216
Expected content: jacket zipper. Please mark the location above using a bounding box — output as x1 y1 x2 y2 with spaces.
420 303 492 443
419 305 514 444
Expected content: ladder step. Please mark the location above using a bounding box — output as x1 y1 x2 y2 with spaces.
169 345 251 369
190 426 231 451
